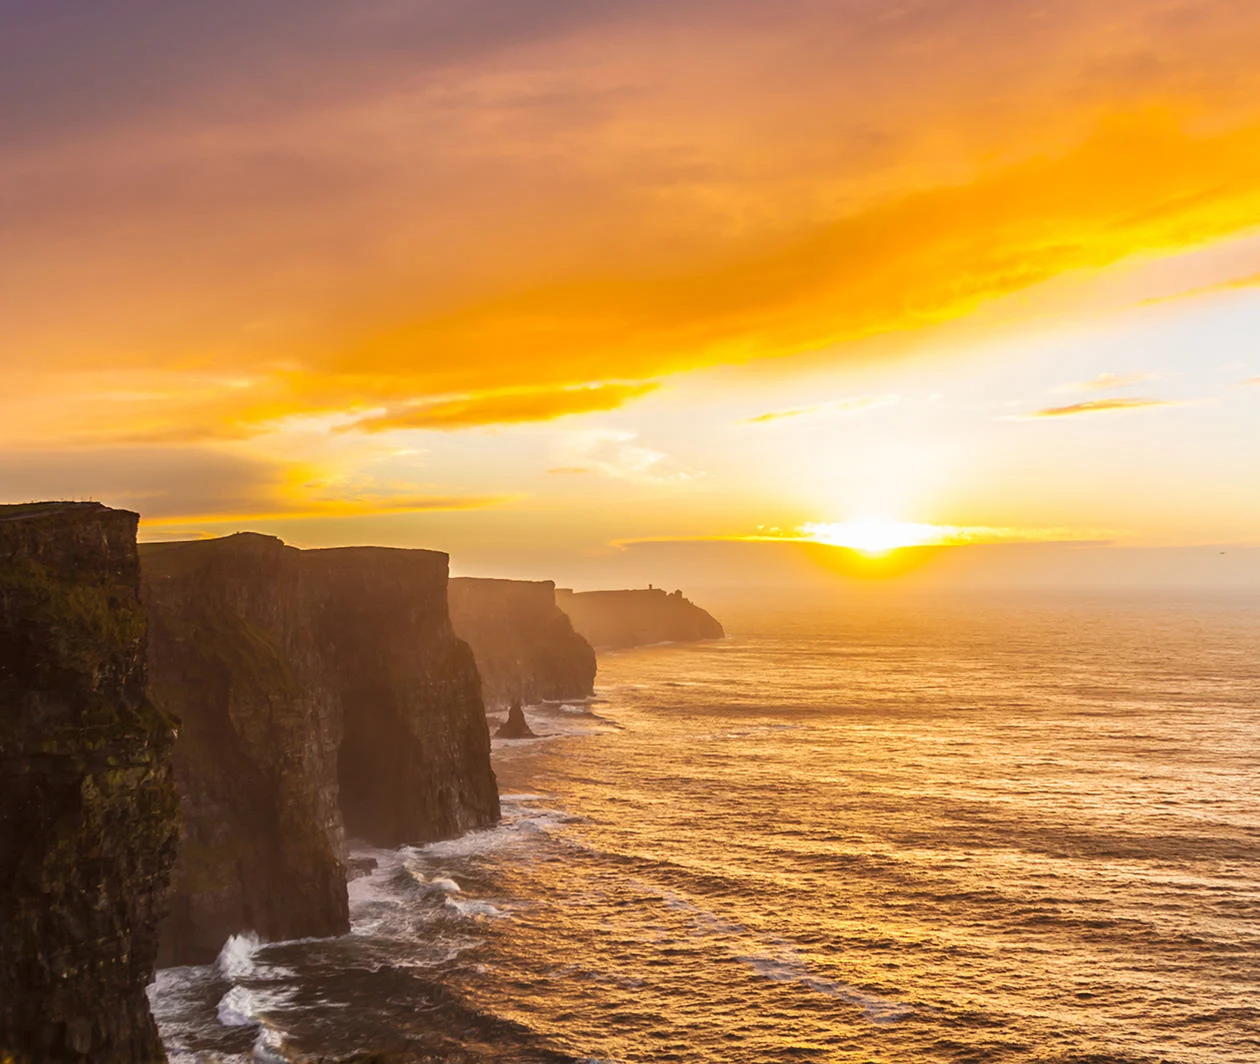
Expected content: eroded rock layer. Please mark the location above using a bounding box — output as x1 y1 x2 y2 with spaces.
0 502 178 1063
556 587 725 650
448 577 596 709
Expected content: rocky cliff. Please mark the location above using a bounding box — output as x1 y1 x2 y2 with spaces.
0 502 179 1063
141 534 349 967
448 577 596 708
307 548 499 847
141 536 499 966
556 587 724 650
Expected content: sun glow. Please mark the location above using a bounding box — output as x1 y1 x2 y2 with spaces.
800 518 942 556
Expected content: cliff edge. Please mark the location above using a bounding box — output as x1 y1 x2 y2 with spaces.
556 587 724 650
0 502 179 1063
448 577 596 709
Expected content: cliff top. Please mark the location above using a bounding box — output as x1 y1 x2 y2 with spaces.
0 500 128 522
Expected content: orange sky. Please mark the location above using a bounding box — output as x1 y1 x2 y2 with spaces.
3 1 1259 586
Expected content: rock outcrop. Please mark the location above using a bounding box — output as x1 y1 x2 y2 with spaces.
141 534 349 967
142 536 500 967
495 701 537 739
556 587 724 650
448 577 595 708
0 502 179 1063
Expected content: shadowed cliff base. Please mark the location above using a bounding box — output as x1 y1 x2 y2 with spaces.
556 587 724 650
448 577 595 709
0 502 179 1063
141 534 499 967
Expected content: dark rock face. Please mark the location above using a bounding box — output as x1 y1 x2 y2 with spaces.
448 577 596 709
141 536 499 965
0 502 179 1063
495 701 537 739
556 587 724 650
306 548 499 847
141 534 349 967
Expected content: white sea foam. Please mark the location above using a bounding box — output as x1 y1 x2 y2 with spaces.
215 932 264 981
445 896 507 919
216 984 264 1027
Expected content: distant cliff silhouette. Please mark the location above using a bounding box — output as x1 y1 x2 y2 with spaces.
449 577 595 708
556 587 724 650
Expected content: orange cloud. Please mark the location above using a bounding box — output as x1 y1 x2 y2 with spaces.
7 2 1260 446
343 381 660 433
745 395 896 423
1025 397 1182 419
138 493 510 527
1060 372 1159 393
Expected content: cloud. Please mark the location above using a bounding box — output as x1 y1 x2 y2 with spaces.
138 493 509 527
7 1 1260 448
1022 397 1182 419
554 429 698 484
343 381 660 433
1140 270 1260 306
1057 371 1158 393
745 395 898 424
0 446 508 524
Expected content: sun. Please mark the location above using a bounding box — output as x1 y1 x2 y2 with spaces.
800 518 942 557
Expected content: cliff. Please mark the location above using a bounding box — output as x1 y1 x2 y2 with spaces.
306 548 499 846
556 587 724 650
0 502 179 1063
448 577 596 708
141 536 499 965
141 534 349 967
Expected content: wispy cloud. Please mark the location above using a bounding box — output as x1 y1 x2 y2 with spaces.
554 429 699 484
343 381 659 433
745 395 898 424
1019 397 1183 419
1056 371 1157 394
1140 270 1260 306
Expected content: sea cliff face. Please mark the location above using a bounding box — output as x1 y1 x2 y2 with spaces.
141 534 349 967
448 577 596 709
142 535 499 966
556 587 724 650
307 548 499 847
0 502 179 1063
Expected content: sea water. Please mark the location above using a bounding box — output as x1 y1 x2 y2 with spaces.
150 591 1260 1062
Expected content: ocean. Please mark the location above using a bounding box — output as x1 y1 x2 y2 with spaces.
150 591 1260 1063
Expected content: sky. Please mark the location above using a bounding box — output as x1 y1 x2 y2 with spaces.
3 0 1259 589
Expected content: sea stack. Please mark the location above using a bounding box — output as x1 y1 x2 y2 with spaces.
448 577 596 708
496 701 538 739
0 502 179 1063
556 587 724 650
